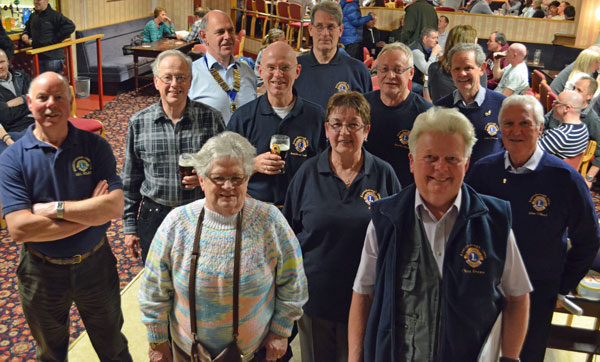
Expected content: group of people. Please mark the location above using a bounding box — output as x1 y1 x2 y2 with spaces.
0 2 599 362
467 0 575 18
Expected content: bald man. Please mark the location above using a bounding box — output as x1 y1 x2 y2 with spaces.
493 43 530 96
538 90 589 158
228 42 326 207
0 72 131 361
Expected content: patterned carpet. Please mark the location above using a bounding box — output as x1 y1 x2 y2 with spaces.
0 87 159 361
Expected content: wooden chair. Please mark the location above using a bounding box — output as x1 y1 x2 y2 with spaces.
253 0 270 39
539 82 551 113
395 0 405 8
547 91 558 113
242 0 255 37
68 86 105 138
579 140 597 177
275 2 290 35
287 3 309 49
531 69 545 98
363 47 370 62
234 30 246 58
364 57 373 69
563 152 584 171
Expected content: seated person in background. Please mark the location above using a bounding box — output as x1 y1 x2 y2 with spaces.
486 31 509 90
388 15 404 43
0 49 33 154
410 28 442 95
436 16 449 52
362 17 386 58
340 0 374 60
427 25 484 103
546 0 560 18
0 22 14 60
545 76 600 187
519 0 533 16
143 7 178 43
184 6 209 43
538 90 589 159
564 4 575 20
255 28 286 89
529 0 546 17
470 0 494 15
550 46 600 94
501 0 522 14
550 0 569 19
444 0 463 10
493 43 529 96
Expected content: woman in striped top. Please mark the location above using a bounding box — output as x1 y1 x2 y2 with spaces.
139 131 308 362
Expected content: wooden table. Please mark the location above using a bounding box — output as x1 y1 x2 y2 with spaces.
549 296 600 360
541 69 560 82
131 39 194 91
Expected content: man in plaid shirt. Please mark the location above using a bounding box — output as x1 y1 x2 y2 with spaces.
122 49 225 262
184 6 208 43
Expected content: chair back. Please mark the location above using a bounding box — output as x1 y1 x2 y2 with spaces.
539 82 551 112
532 69 545 95
371 75 380 90
547 91 557 112
395 0 405 8
254 0 267 14
235 30 246 57
288 3 303 21
563 152 584 171
579 140 597 177
244 0 254 11
435 6 455 11
188 15 195 29
364 57 373 69
277 2 290 23
363 47 370 61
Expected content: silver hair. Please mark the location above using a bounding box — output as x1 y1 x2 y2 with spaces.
193 131 256 177
152 50 193 77
498 95 545 128
448 43 486 67
377 42 414 68
408 107 477 158
28 72 72 101
311 1 343 26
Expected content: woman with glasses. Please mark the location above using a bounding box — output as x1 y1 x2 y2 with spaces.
139 131 308 362
283 91 400 362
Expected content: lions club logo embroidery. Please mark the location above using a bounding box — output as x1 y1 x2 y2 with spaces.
485 122 499 136
335 81 351 92
293 136 309 153
396 130 410 148
360 189 381 207
461 244 487 269
72 156 92 176
529 194 550 212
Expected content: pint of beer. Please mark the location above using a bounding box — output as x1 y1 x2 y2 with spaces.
270 135 290 174
178 153 195 189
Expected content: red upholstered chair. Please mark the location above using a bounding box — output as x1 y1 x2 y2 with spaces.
275 2 290 36
371 75 380 90
539 82 551 113
547 91 558 113
435 6 455 11
288 3 310 49
364 57 373 69
234 30 246 57
253 0 270 39
532 69 545 97
193 43 208 53
395 0 405 8
563 152 584 171
363 47 370 62
68 86 105 138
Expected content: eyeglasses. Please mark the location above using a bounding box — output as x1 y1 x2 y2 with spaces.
313 24 339 33
327 122 367 133
263 65 296 73
377 66 412 75
158 74 190 84
206 174 248 186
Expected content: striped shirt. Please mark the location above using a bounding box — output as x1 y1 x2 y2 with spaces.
122 99 225 234
138 198 308 360
538 122 589 159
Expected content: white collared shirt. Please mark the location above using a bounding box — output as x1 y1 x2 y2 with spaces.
504 145 544 174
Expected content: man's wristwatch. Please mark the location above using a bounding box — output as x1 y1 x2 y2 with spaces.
56 201 65 219
585 175 594 182
149 341 168 349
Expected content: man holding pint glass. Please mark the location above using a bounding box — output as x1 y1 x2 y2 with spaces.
228 42 327 207
122 50 225 262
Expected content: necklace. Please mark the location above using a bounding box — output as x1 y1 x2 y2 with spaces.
330 153 363 188
206 58 241 113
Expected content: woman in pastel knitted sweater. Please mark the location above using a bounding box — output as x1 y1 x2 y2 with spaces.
139 132 308 362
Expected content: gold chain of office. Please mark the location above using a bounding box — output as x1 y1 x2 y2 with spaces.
209 67 241 113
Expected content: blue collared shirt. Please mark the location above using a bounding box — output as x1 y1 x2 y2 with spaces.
452 86 487 109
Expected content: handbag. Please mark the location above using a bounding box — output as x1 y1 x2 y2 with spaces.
188 208 244 362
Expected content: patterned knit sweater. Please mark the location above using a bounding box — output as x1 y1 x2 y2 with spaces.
138 198 308 360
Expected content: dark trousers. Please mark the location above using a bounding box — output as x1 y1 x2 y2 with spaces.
344 42 363 61
39 59 64 74
17 240 132 362
520 283 558 362
298 313 348 362
137 197 172 263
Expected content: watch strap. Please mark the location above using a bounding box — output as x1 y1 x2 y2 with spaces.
56 201 65 219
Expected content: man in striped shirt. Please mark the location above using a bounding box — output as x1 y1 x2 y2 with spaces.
538 90 589 159
122 50 225 262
